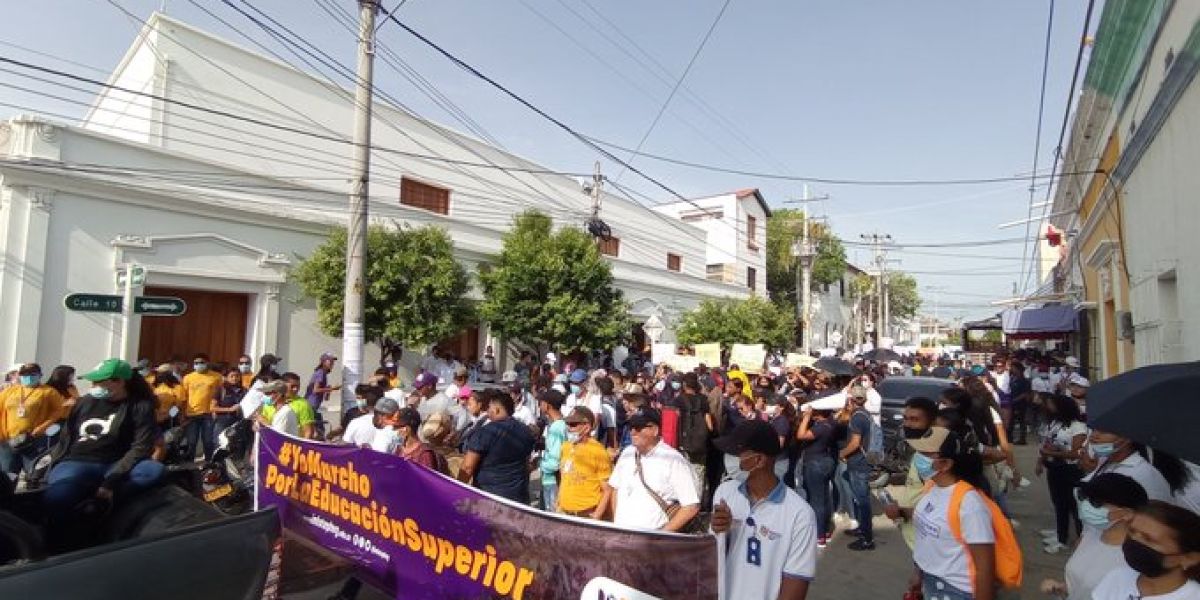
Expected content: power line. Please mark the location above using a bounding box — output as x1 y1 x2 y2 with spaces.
1018 0 1056 297
613 0 732 182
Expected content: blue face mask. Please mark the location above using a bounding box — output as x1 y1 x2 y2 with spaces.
914 453 936 481
1090 442 1117 459
1078 499 1111 529
19 375 39 387
671 381 681 391
90 386 112 400
570 384 581 396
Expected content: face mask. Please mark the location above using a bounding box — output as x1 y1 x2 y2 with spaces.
1077 500 1111 529
1089 442 1117 459
90 386 112 400
19 375 38 387
570 384 581 396
567 432 583 444
913 453 936 481
355 398 367 410
194 362 208 373
1122 538 1170 577
239 364 252 374
903 427 927 440
738 454 761 474
653 381 665 392
263 394 276 407
764 405 780 417
671 382 681 391
139 368 151 377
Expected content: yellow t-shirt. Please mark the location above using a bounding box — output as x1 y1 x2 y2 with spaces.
153 383 186 422
181 370 223 416
558 438 613 512
1 385 65 439
241 372 255 390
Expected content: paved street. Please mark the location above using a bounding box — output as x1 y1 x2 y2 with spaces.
810 443 1068 599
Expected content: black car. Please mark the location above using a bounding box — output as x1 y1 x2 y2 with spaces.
874 376 956 481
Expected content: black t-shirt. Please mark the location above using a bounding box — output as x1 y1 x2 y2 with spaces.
802 419 835 462
466 417 535 503
58 394 157 487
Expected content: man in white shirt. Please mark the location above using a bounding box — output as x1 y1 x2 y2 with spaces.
508 382 538 427
711 420 817 600
343 397 400 448
602 409 700 532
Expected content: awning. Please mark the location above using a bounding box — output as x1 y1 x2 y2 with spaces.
1000 305 1078 339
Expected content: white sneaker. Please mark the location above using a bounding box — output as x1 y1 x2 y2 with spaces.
1044 541 1067 554
1039 528 1057 538
1018 477 1032 489
848 519 859 531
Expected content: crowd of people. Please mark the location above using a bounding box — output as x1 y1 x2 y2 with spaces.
4 345 1200 599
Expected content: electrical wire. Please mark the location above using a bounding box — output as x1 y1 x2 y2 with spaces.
1018 0 1057 298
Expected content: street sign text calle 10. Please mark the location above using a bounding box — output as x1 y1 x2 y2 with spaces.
64 294 187 316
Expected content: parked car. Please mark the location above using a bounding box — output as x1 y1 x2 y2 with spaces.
873 376 956 484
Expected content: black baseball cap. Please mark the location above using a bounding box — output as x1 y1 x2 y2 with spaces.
714 420 782 457
627 408 662 430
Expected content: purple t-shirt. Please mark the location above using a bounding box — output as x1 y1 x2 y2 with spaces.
305 368 328 411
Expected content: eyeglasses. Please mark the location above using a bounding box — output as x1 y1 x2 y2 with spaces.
238 361 252 366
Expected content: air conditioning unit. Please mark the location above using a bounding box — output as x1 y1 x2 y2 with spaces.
1116 310 1135 340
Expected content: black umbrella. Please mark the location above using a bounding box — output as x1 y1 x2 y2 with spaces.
1087 361 1200 464
862 348 902 363
813 356 857 377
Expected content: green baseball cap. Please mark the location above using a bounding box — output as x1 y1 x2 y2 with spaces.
80 358 134 382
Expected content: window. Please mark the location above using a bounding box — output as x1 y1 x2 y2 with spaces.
746 215 758 250
400 177 450 215
667 253 682 272
839 276 846 298
747 266 757 292
597 236 620 257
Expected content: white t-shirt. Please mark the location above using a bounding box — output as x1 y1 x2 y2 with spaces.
1065 527 1124 600
369 426 398 454
913 484 995 595
1173 462 1200 515
270 404 299 437
1083 453 1174 505
712 479 817 599
1031 376 1054 394
342 413 378 447
1042 420 1088 465
993 370 1011 394
608 441 700 531
1091 565 1200 600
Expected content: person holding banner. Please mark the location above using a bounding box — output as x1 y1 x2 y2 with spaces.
711 419 817 600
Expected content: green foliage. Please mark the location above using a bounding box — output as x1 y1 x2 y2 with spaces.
676 296 796 352
478 210 631 353
981 329 1004 343
887 273 921 320
766 209 847 307
292 225 476 355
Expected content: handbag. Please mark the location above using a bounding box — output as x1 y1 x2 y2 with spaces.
634 451 701 534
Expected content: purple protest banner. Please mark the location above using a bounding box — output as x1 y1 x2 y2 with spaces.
255 428 719 599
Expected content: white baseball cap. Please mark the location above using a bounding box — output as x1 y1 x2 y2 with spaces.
1068 373 1090 388
1065 356 1080 368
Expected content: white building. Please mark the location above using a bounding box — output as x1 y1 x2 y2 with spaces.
0 13 748 394
652 188 770 294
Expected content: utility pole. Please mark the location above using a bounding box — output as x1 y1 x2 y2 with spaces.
588 161 604 217
341 0 378 411
923 285 946 348
785 186 828 354
860 232 892 346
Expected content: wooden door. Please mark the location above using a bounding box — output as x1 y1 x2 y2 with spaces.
137 286 249 367
437 326 480 362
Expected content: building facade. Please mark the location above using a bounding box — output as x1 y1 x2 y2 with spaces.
652 189 770 295
0 14 749 392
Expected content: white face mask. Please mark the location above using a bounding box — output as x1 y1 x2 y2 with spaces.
567 432 583 444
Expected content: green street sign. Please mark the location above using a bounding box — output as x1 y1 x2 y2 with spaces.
134 296 187 316
64 293 123 313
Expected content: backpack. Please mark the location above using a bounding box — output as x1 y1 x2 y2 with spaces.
676 394 710 458
937 480 1024 590
854 409 885 465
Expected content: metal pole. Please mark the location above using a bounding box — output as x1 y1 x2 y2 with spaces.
341 0 378 411
119 263 136 361
800 185 812 355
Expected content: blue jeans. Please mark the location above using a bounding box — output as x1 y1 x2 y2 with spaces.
184 415 214 461
833 460 854 516
846 462 874 542
542 482 558 512
44 459 165 513
803 457 835 538
922 573 974 599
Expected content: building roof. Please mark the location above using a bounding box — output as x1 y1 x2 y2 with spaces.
733 188 772 217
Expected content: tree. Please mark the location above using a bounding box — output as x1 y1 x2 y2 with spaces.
478 210 630 354
766 209 847 308
675 296 796 352
887 273 921 320
293 225 475 361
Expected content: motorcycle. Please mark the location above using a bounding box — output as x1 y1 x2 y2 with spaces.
198 419 254 515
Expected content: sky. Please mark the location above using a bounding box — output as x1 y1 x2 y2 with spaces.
0 0 1094 322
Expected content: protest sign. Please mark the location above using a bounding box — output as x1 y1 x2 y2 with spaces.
785 353 817 368
667 354 700 373
729 343 766 374
694 343 721 367
256 429 718 600
650 342 676 365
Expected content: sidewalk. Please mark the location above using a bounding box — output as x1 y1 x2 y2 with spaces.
809 443 1070 599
